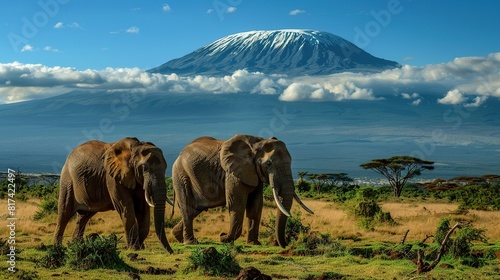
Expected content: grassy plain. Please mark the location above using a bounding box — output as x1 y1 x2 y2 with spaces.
1 197 499 279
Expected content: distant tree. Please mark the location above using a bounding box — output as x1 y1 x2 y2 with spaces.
307 174 320 192
360 156 434 197
297 171 309 182
296 171 310 193
307 174 329 193
327 173 354 187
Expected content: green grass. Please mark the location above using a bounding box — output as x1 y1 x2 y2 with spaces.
2 238 499 280
2 178 500 279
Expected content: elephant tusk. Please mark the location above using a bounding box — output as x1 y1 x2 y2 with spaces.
293 192 314 214
144 191 155 208
272 187 291 217
165 194 174 207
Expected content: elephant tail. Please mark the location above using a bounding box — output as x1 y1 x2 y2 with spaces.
169 187 175 220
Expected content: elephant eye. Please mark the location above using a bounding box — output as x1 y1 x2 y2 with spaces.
265 160 272 167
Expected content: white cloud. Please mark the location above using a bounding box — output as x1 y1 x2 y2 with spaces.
226 7 237 13
207 9 214 14
411 99 422 106
401 92 422 106
401 92 419 99
67 22 83 29
438 89 465 105
162 4 171 12
279 81 378 101
1 52 500 105
126 26 140 33
43 46 60 52
20 44 34 52
465 95 488 108
53 22 82 29
289 9 305 16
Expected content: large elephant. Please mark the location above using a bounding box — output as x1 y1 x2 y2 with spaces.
53 137 173 253
171 134 313 248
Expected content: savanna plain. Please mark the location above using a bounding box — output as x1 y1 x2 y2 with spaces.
1 177 499 280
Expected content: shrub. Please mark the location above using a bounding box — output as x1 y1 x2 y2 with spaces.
27 183 59 199
37 245 66 269
417 218 490 270
345 190 395 229
66 233 127 270
186 246 241 276
296 179 311 193
331 184 360 202
450 225 487 259
355 187 379 201
33 197 58 220
354 200 381 218
293 232 347 256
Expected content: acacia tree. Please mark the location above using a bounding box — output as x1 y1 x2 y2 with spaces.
360 156 434 197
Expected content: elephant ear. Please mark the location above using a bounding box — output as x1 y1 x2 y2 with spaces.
220 134 263 187
104 137 140 189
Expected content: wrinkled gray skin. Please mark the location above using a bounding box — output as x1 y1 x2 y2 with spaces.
54 137 173 253
171 134 313 247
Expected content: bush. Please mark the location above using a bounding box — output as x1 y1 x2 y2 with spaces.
186 246 241 276
355 187 379 201
66 233 127 270
345 190 395 229
38 245 66 269
450 225 487 259
33 197 58 220
418 218 490 269
293 232 347 256
330 184 360 202
296 179 311 193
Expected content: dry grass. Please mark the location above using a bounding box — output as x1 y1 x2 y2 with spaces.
1 197 500 280
2 197 500 249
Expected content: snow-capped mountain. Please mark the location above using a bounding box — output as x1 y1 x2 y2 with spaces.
149 29 400 76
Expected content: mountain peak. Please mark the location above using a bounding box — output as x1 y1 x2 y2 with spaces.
149 29 400 76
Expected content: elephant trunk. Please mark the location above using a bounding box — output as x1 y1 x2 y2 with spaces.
145 175 174 253
270 165 294 248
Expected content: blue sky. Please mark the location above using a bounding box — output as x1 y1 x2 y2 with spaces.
1 1 499 105
2 0 500 70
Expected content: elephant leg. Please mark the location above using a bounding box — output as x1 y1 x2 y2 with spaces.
220 179 248 244
181 208 202 244
72 211 97 241
54 175 75 246
245 186 263 245
172 220 184 243
135 193 150 249
111 187 141 249
174 177 201 244
120 209 140 249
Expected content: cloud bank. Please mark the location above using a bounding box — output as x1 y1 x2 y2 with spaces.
1 53 499 105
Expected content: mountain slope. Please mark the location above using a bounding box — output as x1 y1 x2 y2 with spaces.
149 29 400 76
1 90 499 179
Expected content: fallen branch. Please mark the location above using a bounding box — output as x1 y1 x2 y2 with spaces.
412 221 468 274
400 229 410 245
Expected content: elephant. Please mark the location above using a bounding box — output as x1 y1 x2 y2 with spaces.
171 134 313 248
53 137 174 253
